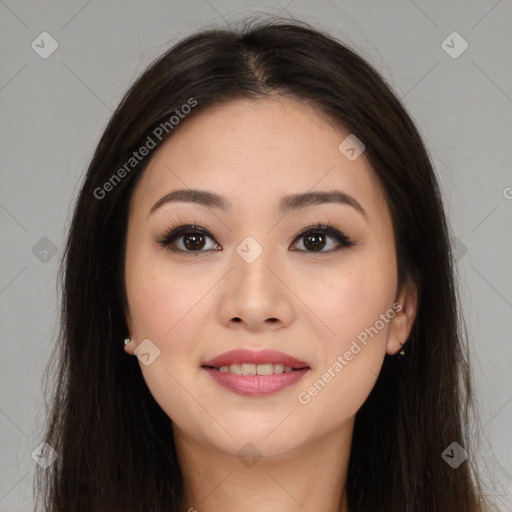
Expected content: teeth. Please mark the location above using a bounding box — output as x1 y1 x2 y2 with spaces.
215 363 298 375
273 364 284 374
241 363 257 375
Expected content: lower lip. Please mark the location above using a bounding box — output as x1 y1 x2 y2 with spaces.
202 367 310 396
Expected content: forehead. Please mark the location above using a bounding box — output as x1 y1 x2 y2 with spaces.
130 96 388 223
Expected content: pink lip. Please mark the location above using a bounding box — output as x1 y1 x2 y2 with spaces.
203 367 310 396
202 349 310 369
201 349 310 397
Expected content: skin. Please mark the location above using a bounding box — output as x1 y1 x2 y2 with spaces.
123 96 418 512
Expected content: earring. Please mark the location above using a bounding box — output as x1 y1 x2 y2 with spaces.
397 341 407 360
123 337 131 347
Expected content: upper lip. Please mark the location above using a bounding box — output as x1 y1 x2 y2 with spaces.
202 349 310 369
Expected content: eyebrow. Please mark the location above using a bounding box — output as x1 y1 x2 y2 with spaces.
149 188 367 220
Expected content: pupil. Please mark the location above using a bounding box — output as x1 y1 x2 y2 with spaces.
304 233 325 251
184 233 205 250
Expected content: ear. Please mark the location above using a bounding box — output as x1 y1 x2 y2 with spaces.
386 277 418 356
123 336 136 355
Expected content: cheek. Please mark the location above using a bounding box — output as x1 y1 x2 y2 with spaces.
125 248 207 342
295 293 390 428
295 248 397 408
125 254 210 423
303 254 397 347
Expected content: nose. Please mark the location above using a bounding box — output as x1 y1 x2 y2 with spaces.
217 245 295 332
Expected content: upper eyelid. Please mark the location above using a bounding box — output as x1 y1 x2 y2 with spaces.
158 223 343 239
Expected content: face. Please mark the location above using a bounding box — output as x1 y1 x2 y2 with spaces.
123 96 417 458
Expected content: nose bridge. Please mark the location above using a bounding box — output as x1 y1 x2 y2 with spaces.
232 235 277 300
218 234 294 330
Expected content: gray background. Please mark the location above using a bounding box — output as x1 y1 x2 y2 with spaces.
1 0 511 510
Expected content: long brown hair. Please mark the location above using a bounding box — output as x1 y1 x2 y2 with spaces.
35 18 499 511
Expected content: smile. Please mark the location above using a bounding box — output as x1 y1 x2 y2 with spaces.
201 348 311 396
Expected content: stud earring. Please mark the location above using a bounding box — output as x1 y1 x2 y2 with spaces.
123 337 131 347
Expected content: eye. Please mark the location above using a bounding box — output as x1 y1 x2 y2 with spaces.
155 221 354 254
156 222 220 253
290 223 354 254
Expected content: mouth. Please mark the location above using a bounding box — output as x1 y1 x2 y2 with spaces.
201 349 311 396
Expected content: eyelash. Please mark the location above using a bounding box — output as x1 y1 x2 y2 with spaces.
155 219 355 256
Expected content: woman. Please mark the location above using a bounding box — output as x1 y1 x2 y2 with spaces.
35 18 499 512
